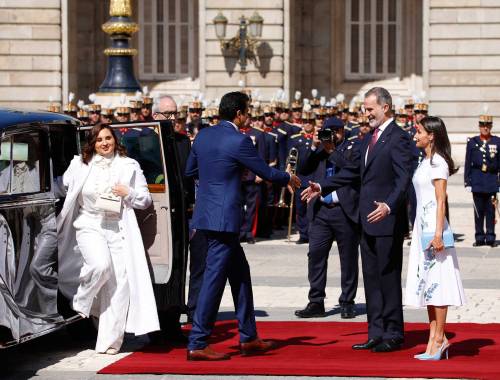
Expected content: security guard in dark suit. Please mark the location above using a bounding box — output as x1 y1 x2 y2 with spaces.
294 117 360 319
465 114 500 247
288 107 316 244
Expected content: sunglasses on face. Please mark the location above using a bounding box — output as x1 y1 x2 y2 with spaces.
89 111 100 114
264 113 274 117
117 113 129 117
189 109 202 113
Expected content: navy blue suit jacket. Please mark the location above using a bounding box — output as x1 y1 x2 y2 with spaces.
186 120 290 233
319 121 412 236
300 139 360 225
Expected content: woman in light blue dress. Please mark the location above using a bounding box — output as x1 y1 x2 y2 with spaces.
405 116 466 361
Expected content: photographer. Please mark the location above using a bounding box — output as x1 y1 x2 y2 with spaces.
294 117 360 319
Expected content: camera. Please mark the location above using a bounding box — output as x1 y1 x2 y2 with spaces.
318 129 338 145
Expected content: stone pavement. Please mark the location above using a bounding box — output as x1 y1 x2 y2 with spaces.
1 168 499 380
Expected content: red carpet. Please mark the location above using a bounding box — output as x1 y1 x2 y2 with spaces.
99 321 500 379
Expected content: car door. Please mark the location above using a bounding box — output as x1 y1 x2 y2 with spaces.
78 122 187 290
0 126 64 344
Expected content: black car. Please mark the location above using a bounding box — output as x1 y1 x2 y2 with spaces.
0 109 188 348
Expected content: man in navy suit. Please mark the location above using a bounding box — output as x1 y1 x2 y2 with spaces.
185 92 301 361
302 87 411 352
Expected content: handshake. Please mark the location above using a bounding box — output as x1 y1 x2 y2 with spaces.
286 170 302 193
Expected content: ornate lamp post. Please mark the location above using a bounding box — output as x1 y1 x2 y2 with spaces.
98 0 141 94
213 11 264 74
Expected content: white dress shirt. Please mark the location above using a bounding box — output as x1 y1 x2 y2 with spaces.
364 117 393 165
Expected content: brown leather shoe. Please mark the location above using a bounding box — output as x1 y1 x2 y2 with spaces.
240 338 276 356
187 346 230 361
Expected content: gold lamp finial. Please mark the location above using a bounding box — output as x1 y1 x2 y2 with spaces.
110 0 132 17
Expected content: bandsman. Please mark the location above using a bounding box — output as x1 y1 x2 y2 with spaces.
288 106 316 244
465 112 500 247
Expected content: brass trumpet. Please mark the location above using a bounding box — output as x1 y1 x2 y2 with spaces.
277 147 299 208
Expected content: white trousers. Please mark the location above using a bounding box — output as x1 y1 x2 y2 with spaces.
72 214 129 353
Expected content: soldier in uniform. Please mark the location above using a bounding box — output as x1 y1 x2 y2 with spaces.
100 106 114 124
130 99 143 122
141 95 155 122
186 100 209 139
88 103 101 125
174 108 188 135
239 117 267 244
77 108 90 125
288 107 316 244
295 116 360 319
277 102 301 171
414 102 428 124
63 102 78 119
256 105 279 238
291 92 303 125
115 105 130 123
357 116 371 141
465 114 500 247
404 98 415 130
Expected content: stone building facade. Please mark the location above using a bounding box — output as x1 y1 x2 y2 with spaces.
1 0 500 156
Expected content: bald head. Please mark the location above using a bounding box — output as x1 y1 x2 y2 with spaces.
156 95 177 113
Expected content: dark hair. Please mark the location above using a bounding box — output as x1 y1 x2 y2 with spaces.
365 87 392 110
81 123 127 164
420 116 459 176
219 91 249 121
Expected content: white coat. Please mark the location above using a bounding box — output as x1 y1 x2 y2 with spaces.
57 154 160 335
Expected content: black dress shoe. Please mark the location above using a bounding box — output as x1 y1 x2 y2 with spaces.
487 241 498 247
247 238 256 244
340 304 356 319
352 337 382 350
371 338 403 353
473 241 485 247
295 238 309 245
294 302 326 318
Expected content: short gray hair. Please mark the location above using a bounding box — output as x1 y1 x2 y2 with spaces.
152 95 177 113
364 87 392 109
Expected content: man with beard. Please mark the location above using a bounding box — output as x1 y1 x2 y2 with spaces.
302 87 411 353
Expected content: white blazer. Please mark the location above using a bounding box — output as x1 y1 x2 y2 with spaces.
57 154 160 335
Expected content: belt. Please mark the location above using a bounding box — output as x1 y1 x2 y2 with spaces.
322 202 339 209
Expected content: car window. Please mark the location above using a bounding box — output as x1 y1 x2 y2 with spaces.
0 131 49 195
115 127 166 187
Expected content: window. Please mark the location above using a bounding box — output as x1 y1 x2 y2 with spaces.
0 131 50 195
114 126 166 189
139 0 199 80
346 0 401 79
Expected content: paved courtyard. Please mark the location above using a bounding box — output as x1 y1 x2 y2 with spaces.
1 168 499 380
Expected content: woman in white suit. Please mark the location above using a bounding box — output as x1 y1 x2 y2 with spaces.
57 124 159 354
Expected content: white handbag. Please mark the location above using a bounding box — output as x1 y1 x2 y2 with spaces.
95 192 122 214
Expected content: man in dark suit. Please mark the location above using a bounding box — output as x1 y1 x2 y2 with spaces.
295 117 360 319
302 87 411 352
185 91 301 361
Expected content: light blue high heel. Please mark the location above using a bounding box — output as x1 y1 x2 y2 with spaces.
416 341 449 361
413 352 430 359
